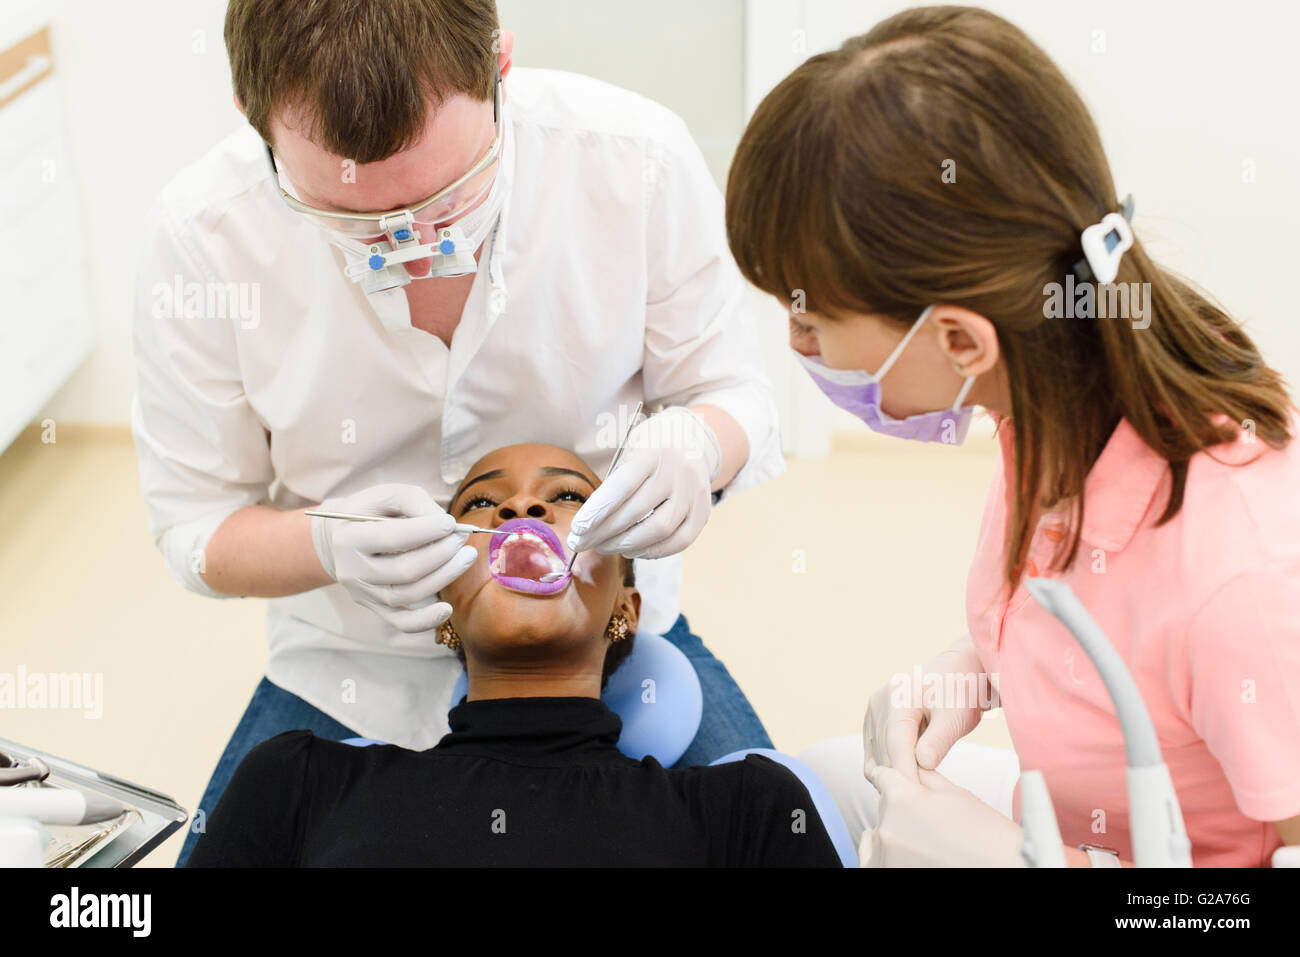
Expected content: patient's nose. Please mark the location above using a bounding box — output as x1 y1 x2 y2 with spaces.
493 495 551 524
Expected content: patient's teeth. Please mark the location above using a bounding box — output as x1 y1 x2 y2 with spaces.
495 527 567 566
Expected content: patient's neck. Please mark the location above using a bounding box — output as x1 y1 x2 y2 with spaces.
466 666 602 702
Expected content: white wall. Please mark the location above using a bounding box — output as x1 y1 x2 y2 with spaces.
30 0 1300 449
38 0 242 427
744 0 1300 446
497 0 744 186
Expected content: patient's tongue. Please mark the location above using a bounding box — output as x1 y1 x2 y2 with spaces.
501 542 555 581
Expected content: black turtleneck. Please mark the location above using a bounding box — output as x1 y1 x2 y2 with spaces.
188 696 841 867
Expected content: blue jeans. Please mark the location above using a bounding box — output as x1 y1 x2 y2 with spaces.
175 613 772 866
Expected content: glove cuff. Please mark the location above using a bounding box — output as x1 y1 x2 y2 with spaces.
309 512 339 581
662 406 723 484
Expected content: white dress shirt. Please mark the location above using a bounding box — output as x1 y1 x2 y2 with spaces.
131 68 783 750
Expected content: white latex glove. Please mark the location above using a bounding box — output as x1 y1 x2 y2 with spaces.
860 766 1027 868
310 484 476 633
566 406 722 560
863 635 996 781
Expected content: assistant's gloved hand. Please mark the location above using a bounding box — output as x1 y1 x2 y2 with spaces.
862 634 996 781
566 406 722 560
311 484 476 633
860 766 1027 868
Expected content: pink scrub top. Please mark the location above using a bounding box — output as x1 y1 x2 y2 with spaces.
968 412 1300 866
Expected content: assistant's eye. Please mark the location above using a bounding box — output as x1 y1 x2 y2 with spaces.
459 495 497 514
789 314 816 338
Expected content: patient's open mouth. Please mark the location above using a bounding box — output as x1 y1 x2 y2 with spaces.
487 518 570 595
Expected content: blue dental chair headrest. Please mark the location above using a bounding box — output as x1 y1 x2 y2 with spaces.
343 629 705 767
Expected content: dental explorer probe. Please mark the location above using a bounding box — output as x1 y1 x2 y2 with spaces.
539 400 644 583
1022 577 1193 868
305 510 494 534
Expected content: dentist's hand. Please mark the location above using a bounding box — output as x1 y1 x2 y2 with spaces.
310 484 476 633
566 406 722 560
860 766 1027 868
863 635 995 781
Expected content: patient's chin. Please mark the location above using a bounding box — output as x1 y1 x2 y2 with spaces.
465 615 600 666
465 586 597 644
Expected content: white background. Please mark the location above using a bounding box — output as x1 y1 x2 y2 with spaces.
21 0 1300 456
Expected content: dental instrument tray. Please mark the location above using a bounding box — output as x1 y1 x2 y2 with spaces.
0 737 187 868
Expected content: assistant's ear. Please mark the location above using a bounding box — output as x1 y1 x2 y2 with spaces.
496 29 515 82
930 305 1000 378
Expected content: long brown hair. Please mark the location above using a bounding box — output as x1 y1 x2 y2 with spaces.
726 5 1293 587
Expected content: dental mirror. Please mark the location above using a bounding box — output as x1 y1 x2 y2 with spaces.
539 400 644 583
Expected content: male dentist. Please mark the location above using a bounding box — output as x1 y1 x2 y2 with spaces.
131 0 781 866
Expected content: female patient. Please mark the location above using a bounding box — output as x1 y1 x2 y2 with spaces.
188 443 840 867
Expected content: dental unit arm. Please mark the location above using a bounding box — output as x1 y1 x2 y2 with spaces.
1020 578 1193 867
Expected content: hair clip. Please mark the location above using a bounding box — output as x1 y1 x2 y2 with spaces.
1072 194 1135 284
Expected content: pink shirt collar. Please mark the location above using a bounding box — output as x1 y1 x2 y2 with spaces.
996 416 1169 553
996 413 1266 552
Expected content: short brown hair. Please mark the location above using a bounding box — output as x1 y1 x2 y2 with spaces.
225 0 500 163
727 5 1293 589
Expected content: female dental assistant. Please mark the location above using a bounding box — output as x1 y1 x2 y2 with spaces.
133 2 780 867
725 6 1300 867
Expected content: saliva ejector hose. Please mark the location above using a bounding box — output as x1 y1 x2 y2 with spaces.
1019 578 1193 867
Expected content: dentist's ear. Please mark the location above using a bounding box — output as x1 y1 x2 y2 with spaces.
931 305 1000 378
496 29 515 83
233 93 245 117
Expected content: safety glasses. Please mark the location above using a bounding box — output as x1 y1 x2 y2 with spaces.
265 73 503 238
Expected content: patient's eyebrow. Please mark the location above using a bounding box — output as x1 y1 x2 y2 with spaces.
539 467 595 487
452 469 506 505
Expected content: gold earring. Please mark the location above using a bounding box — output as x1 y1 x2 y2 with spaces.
605 614 630 643
436 620 461 650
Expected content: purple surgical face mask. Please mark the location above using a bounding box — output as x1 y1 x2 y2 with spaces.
795 305 978 444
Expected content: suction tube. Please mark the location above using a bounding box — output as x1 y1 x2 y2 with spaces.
1023 578 1193 867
